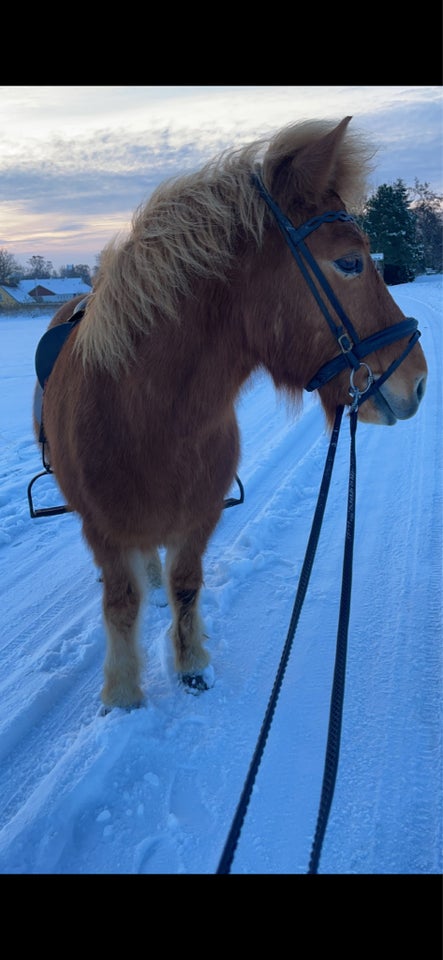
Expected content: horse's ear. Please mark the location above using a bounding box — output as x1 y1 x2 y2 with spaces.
291 116 353 203
265 117 353 208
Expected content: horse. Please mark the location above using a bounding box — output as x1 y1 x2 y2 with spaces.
32 116 427 711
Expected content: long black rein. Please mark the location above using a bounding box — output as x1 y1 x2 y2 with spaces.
216 403 352 874
215 171 422 875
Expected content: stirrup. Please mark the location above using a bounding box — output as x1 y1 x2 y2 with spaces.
223 474 245 509
27 468 72 518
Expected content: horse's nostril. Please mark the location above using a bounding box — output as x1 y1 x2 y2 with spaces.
416 375 427 403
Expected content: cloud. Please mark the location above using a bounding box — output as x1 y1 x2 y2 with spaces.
0 86 441 268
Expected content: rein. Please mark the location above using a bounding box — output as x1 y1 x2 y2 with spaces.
215 173 423 875
216 403 353 875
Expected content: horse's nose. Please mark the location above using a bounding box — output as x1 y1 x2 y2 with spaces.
416 373 427 405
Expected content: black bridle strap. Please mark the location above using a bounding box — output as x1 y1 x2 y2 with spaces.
252 171 362 369
307 320 420 391
357 329 422 405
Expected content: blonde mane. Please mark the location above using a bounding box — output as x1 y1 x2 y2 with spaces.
75 119 373 373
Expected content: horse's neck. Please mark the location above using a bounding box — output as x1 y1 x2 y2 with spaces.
135 301 251 414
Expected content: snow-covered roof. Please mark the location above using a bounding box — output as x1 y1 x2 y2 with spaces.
0 277 91 303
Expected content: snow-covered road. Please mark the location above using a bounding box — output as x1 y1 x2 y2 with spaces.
0 275 441 874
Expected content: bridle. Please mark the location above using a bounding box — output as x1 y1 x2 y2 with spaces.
251 170 421 411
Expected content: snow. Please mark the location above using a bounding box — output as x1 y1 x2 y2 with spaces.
0 275 441 875
0 278 91 305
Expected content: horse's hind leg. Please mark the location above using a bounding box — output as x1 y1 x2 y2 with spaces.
166 538 210 691
99 548 145 709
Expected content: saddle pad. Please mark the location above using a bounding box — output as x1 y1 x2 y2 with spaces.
35 318 82 389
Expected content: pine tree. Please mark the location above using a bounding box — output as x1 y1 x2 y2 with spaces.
409 180 443 274
362 179 419 284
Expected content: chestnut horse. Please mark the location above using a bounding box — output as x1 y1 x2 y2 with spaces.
33 117 427 710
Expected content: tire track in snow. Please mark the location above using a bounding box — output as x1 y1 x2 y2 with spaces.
320 285 443 873
0 283 440 874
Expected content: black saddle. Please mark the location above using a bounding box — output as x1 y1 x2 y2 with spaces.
35 297 89 389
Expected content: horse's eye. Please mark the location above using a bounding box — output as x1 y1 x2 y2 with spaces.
334 256 363 275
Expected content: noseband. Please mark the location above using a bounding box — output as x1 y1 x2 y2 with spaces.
252 171 421 410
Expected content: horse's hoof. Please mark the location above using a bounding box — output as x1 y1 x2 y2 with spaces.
100 683 145 712
180 672 209 694
180 665 214 694
99 700 144 716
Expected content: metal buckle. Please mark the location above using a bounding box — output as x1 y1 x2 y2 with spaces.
338 333 354 354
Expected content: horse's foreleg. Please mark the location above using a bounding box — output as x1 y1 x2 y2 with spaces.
100 549 145 709
166 539 210 690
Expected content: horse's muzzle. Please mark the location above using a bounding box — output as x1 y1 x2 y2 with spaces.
373 372 427 423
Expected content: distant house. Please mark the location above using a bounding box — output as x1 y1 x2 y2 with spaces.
0 277 91 309
370 253 384 276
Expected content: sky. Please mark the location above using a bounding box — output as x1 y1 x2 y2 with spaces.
0 274 441 874
0 84 442 272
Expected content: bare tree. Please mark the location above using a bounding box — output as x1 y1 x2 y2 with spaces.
26 255 54 279
0 248 22 285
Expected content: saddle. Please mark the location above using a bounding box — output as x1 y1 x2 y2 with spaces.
28 297 89 518
33 297 89 431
